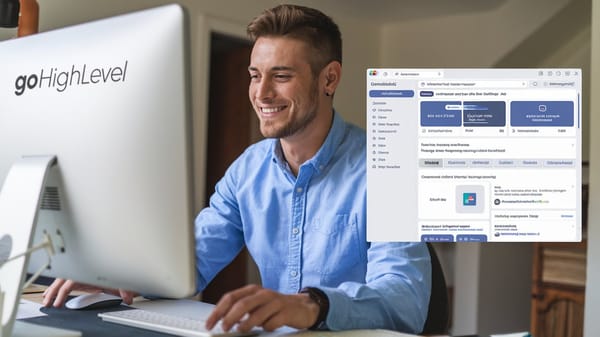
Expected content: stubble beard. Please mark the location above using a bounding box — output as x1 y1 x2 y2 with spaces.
259 81 320 139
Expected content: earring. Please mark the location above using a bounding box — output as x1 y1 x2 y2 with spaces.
325 92 331 96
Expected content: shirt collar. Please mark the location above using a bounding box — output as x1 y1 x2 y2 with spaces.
270 110 346 175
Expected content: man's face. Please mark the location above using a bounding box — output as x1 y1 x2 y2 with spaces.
248 36 321 139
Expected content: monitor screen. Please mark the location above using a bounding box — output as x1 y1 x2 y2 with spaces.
366 68 582 242
0 3 196 303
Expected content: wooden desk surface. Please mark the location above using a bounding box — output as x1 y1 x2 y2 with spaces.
22 283 47 303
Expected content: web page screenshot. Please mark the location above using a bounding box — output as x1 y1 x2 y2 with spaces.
366 69 582 242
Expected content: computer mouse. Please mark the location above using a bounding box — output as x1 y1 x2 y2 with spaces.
65 292 123 310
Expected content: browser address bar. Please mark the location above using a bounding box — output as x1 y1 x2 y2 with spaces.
420 80 527 88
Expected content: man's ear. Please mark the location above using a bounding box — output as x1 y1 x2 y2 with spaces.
322 61 341 97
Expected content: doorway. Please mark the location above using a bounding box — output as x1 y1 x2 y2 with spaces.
201 32 261 304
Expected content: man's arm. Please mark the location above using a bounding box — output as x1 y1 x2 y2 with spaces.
318 242 431 333
204 242 431 334
205 284 320 332
194 164 246 291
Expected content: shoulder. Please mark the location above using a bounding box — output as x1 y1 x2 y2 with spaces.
343 123 366 146
335 121 366 167
240 138 273 159
225 138 274 177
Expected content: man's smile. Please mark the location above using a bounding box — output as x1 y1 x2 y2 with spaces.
260 105 288 115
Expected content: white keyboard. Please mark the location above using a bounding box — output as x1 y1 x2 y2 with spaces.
99 309 258 337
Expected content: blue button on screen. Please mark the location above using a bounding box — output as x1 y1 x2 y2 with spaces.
369 90 415 98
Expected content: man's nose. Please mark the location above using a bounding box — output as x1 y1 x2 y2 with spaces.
255 79 274 100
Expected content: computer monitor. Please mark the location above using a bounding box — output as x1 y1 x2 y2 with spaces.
0 4 196 334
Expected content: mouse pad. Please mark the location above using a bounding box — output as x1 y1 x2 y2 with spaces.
22 304 168 337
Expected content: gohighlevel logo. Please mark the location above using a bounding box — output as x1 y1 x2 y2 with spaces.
14 60 128 96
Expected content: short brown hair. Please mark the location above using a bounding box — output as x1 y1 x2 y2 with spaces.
247 4 342 74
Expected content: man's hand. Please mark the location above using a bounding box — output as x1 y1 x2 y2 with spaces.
42 278 136 307
205 284 320 332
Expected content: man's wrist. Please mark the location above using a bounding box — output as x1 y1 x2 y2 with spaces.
299 287 329 330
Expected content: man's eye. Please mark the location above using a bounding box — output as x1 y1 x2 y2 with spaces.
274 74 291 80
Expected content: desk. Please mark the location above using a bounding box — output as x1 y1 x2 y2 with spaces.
19 291 424 337
20 291 171 337
22 305 169 337
20 309 424 337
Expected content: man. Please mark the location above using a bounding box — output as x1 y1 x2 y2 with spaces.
43 4 431 334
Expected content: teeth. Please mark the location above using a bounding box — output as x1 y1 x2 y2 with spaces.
261 106 284 113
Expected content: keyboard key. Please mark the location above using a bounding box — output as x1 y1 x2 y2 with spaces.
99 309 258 337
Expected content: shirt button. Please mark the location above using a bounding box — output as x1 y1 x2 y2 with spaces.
296 187 303 193
290 270 298 277
292 227 299 235
319 165 324 170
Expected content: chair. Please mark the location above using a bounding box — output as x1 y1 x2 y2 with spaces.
421 242 450 335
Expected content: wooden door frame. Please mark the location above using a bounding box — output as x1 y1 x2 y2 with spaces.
196 17 256 304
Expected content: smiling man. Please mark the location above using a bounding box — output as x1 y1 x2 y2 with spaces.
43 4 431 334
197 4 431 334
246 36 336 175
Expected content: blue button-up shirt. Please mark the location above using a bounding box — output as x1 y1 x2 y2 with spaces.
194 112 431 333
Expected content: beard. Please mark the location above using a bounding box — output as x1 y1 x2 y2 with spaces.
259 80 320 139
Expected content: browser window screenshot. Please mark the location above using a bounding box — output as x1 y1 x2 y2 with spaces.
366 69 582 242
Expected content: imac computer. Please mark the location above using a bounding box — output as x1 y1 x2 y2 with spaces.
0 4 196 336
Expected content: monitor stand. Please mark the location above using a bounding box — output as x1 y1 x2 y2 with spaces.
0 155 81 337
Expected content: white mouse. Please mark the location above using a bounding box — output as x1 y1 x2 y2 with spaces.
65 292 123 310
